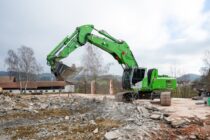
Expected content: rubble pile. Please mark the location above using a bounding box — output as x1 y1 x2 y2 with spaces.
0 94 16 111
0 94 162 139
0 94 209 139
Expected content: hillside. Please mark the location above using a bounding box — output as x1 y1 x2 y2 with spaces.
0 71 9 76
1 71 201 83
177 73 201 82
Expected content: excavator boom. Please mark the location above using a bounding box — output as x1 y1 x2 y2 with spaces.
47 25 138 80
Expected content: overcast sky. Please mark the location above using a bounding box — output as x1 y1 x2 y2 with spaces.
0 0 210 76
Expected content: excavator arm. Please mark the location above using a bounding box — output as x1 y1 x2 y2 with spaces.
47 25 138 80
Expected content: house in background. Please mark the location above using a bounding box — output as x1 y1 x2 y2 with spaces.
0 76 75 94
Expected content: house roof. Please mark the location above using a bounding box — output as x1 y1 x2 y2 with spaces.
0 82 19 89
0 76 15 83
36 81 65 88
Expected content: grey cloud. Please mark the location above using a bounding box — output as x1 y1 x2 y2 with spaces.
0 0 209 75
160 38 210 55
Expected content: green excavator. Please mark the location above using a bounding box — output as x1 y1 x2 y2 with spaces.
47 24 177 103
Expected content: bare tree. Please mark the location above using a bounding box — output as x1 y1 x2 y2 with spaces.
82 44 112 80
5 49 23 89
5 46 43 93
200 50 210 91
170 65 178 78
5 50 19 72
201 50 210 75
204 50 210 68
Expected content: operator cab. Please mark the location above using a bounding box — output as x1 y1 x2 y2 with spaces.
122 68 146 89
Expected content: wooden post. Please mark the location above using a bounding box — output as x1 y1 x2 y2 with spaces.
109 80 115 95
84 80 87 94
91 80 96 94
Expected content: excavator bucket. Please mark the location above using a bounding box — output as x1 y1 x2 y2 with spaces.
53 62 77 81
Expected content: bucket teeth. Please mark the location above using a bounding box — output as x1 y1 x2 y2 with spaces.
115 91 134 102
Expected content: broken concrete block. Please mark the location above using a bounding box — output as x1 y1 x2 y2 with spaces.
104 130 120 140
137 106 149 117
93 128 98 134
31 96 40 102
189 135 197 139
89 120 97 125
126 118 136 123
164 117 172 123
171 119 186 128
150 114 161 120
65 116 70 120
145 105 159 111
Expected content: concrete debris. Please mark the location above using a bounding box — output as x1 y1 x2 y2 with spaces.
150 114 161 120
0 94 162 139
93 128 98 134
137 106 150 117
89 120 97 125
189 135 197 139
31 96 40 102
177 135 188 140
0 95 15 111
65 116 70 120
0 94 209 139
33 110 39 113
145 105 159 111
164 116 172 123
104 130 121 140
171 119 187 128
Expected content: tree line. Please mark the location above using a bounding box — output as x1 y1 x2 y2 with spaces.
4 44 113 94
5 44 209 96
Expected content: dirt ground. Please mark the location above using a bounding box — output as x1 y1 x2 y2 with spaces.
71 94 210 119
151 98 210 119
0 93 210 140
